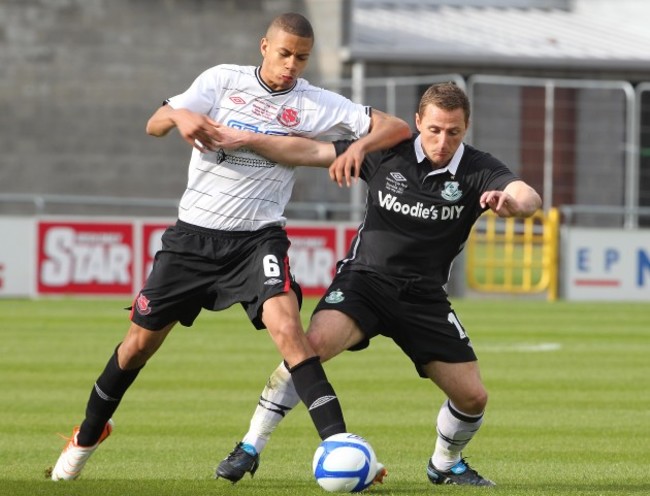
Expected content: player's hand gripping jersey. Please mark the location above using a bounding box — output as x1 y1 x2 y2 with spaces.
167 65 372 231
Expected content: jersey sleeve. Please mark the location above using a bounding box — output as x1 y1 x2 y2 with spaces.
165 66 222 115
308 90 372 139
478 152 521 192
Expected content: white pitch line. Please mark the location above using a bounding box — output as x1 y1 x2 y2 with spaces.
481 342 562 353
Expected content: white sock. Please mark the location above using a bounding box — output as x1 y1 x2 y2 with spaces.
431 399 484 472
241 361 300 454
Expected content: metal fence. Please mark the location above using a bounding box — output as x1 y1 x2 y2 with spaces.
2 73 649 228
468 75 639 228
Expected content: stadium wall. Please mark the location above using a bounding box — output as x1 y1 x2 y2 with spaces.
0 0 347 215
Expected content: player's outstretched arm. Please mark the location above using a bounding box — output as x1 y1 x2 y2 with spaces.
480 180 542 218
211 123 336 168
330 110 411 187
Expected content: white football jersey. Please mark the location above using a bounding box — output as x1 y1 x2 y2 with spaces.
166 64 372 231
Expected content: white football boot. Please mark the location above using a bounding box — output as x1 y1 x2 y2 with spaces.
49 419 114 481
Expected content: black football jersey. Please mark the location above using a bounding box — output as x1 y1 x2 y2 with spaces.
334 136 519 290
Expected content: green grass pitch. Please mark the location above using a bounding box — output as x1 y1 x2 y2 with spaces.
1 297 648 495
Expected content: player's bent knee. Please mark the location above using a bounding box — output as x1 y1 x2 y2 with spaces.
460 389 489 415
268 322 314 362
448 384 488 414
305 330 329 357
306 312 362 361
269 321 305 343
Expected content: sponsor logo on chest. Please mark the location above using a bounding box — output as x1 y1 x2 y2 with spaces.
377 190 464 220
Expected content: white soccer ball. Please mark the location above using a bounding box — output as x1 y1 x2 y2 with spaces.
312 432 378 493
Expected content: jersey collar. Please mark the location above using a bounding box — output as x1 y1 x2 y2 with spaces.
414 135 465 177
255 66 297 95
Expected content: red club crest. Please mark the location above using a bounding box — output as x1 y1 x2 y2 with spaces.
136 293 151 315
278 107 300 127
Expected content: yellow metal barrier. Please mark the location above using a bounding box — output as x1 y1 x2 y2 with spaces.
466 208 559 300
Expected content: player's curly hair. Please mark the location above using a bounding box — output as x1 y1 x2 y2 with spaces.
418 82 470 124
268 13 314 41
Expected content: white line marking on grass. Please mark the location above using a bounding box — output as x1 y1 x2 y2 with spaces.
481 342 562 353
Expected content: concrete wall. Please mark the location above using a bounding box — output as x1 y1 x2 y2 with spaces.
0 0 348 216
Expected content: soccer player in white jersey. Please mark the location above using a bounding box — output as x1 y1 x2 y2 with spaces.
48 12 411 482
210 82 542 486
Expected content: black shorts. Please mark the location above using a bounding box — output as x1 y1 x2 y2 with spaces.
130 221 302 331
313 269 477 378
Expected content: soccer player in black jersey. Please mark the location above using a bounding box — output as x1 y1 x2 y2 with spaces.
211 82 542 486
48 12 410 482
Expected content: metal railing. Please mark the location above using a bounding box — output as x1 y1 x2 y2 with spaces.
0 193 362 221
559 205 650 227
466 208 560 300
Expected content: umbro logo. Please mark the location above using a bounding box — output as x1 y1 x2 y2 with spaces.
229 96 246 105
308 395 337 411
390 172 407 182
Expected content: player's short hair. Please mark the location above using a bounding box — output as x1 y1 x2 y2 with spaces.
418 82 470 124
268 12 314 41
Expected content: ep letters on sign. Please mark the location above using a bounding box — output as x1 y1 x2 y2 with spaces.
564 227 650 301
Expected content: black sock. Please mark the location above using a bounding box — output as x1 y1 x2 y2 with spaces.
288 356 346 440
76 346 143 446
